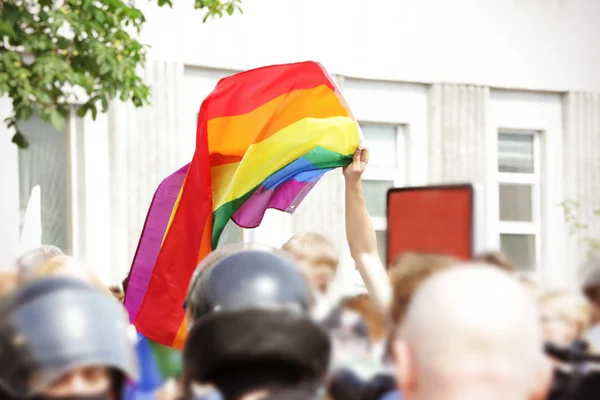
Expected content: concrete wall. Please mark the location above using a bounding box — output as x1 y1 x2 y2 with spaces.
140 0 600 91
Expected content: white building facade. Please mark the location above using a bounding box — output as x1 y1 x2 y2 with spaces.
1 0 600 292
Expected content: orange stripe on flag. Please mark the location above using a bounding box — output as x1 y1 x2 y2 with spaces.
207 85 349 167
203 62 335 120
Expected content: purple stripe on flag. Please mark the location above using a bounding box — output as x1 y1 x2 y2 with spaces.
232 169 329 228
125 164 189 323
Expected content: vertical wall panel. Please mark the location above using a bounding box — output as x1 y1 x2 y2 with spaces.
108 61 185 280
428 83 488 184
563 93 600 274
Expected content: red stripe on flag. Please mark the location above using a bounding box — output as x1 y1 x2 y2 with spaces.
134 105 213 346
204 61 335 120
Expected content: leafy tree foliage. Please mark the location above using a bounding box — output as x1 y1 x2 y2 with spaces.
0 0 242 148
562 199 600 258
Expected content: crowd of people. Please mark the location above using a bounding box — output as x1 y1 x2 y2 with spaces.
1 148 600 400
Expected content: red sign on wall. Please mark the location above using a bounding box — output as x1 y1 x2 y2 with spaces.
387 184 476 266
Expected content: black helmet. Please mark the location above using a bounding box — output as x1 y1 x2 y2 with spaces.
0 277 138 398
183 243 331 384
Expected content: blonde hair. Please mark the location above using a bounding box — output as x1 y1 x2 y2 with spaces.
31 255 112 296
16 245 64 282
538 290 593 336
281 232 339 268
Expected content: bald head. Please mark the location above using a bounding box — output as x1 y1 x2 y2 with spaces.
394 265 550 400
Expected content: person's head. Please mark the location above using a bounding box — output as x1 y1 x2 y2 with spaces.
0 277 137 400
0 272 17 299
473 250 515 273
538 289 592 347
121 276 129 294
580 257 600 324
28 255 112 296
393 265 551 400
282 233 338 294
388 252 460 326
15 245 64 283
183 243 331 400
109 286 125 303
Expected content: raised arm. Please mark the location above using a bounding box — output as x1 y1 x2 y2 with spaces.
343 148 392 314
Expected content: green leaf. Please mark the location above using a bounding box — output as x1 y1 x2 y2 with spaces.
76 105 88 118
49 109 66 131
0 21 17 39
32 89 53 104
101 95 109 112
12 131 29 149
99 64 111 75
4 0 241 149
93 8 106 23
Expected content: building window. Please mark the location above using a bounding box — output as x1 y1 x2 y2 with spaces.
18 116 71 253
360 123 405 266
217 221 244 248
497 131 541 271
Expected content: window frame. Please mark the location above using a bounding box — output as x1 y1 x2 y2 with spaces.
497 129 542 272
359 122 406 265
17 112 76 255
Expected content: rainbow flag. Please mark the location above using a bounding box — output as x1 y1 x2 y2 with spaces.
123 333 182 398
124 61 360 348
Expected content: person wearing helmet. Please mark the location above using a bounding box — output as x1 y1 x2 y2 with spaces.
182 244 331 400
0 277 138 400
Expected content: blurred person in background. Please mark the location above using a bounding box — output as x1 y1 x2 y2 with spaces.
0 277 137 400
517 274 544 301
183 244 331 400
473 250 515 273
341 294 387 358
581 257 600 349
0 272 17 299
282 232 339 296
350 252 461 400
282 232 339 319
393 265 551 400
281 148 392 323
27 255 112 296
110 286 125 303
387 252 460 328
323 299 396 400
538 289 592 348
15 245 63 283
